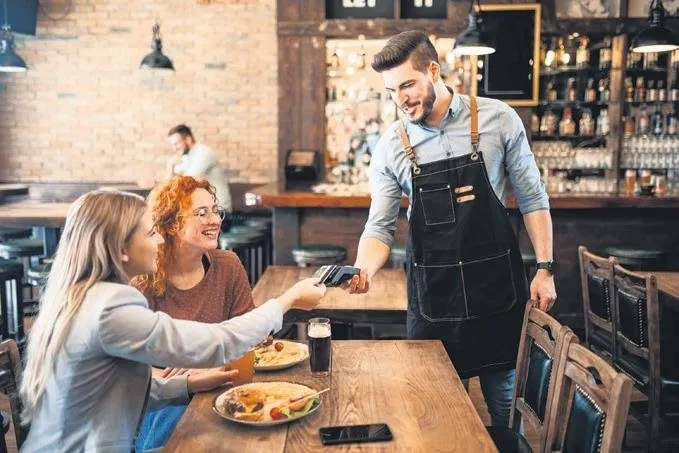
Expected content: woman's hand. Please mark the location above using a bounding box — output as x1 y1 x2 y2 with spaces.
278 278 327 311
187 368 239 394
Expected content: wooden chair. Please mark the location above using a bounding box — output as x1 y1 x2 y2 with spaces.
486 301 577 453
612 264 679 452
0 339 28 450
544 342 633 453
578 246 617 359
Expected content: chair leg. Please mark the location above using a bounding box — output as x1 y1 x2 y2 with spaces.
648 391 662 453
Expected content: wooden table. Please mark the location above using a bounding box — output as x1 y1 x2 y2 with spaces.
252 266 407 324
0 202 71 256
165 340 498 453
652 272 679 300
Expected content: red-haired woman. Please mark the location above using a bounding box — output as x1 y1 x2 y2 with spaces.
133 175 254 451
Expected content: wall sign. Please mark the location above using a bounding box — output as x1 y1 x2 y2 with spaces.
400 0 447 19
325 0 396 19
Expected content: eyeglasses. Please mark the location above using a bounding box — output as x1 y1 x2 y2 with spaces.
180 206 226 223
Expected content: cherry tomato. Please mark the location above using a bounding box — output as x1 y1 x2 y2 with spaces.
270 407 284 420
274 342 284 352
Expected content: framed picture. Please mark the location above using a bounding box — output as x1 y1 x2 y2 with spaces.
628 0 679 18
473 4 541 106
555 0 621 18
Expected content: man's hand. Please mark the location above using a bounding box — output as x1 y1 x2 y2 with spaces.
341 269 371 294
530 270 557 312
187 368 239 394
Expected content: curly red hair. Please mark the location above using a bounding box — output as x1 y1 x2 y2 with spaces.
134 175 216 296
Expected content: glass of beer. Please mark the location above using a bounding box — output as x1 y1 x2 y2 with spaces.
225 349 255 386
308 318 332 376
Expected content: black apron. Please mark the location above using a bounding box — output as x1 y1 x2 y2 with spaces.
400 96 528 379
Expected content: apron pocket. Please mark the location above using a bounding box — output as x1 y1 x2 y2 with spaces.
461 250 517 318
414 262 467 322
419 185 455 226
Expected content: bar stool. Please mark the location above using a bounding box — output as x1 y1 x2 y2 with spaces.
0 238 44 306
219 230 266 285
291 245 347 267
390 245 407 269
26 262 51 316
521 248 537 280
0 259 24 342
604 246 667 271
244 218 273 268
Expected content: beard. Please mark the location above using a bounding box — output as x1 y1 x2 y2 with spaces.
410 82 436 125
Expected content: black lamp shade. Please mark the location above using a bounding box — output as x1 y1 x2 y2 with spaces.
140 25 174 71
0 29 27 72
630 25 679 53
454 12 496 56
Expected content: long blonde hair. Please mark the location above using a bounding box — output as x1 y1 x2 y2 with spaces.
20 190 147 424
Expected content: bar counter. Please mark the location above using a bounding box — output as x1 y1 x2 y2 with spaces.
247 184 679 329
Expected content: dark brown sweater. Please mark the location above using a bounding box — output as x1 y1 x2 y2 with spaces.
140 249 255 323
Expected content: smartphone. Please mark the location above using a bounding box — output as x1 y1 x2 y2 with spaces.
319 423 393 445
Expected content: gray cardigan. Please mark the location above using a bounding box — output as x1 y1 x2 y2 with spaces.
21 281 282 452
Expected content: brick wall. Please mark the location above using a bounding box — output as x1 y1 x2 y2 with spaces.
0 0 277 184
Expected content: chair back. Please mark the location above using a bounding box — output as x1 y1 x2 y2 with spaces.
612 264 659 389
545 342 633 453
509 300 577 452
578 245 617 358
0 339 27 448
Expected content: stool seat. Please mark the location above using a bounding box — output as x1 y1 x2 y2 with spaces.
604 246 667 270
0 258 23 276
292 245 347 266
244 218 272 228
28 263 51 283
0 238 44 259
0 228 32 242
390 245 407 269
228 225 265 235
520 248 537 264
219 233 261 249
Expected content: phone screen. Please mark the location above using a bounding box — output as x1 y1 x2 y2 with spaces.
319 423 393 445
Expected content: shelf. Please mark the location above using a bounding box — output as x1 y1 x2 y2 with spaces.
538 101 609 108
540 66 613 76
624 66 668 73
624 101 678 106
531 135 607 141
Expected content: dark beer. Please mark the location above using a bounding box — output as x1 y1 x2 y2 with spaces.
308 321 331 375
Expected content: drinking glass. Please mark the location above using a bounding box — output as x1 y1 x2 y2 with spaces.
308 318 332 376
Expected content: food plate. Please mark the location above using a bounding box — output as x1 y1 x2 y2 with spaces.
254 340 309 371
213 381 321 426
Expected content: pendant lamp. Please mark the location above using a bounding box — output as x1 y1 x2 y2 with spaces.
0 0 27 72
140 22 174 70
630 0 679 53
453 0 495 56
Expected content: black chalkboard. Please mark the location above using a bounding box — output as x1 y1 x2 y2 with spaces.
475 4 541 106
325 0 395 19
399 0 447 19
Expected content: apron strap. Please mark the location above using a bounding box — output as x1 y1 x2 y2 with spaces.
470 96 480 161
398 120 421 175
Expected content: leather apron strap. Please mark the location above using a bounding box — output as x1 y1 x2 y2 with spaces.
397 120 421 175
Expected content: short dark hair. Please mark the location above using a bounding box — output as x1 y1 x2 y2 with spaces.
168 124 193 139
371 30 439 73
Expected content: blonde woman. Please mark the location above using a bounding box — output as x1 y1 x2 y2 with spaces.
20 190 325 453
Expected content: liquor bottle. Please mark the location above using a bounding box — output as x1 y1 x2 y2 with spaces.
579 109 595 136
671 80 679 101
652 104 664 135
635 76 646 103
644 51 658 69
566 78 577 102
599 37 612 70
540 109 557 135
546 79 558 101
544 37 557 68
623 115 635 138
559 107 576 136
667 106 678 135
637 104 650 135
585 78 597 102
599 78 610 102
625 77 635 103
647 80 658 102
556 37 568 67
531 112 540 134
596 108 610 136
658 80 667 102
576 36 590 68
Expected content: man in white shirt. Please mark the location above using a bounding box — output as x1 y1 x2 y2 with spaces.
166 124 233 213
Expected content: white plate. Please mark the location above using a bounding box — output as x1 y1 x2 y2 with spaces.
254 340 309 371
212 381 321 427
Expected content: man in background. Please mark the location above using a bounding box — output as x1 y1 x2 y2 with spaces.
166 124 233 213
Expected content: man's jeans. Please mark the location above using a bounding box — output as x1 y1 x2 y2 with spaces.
463 368 519 429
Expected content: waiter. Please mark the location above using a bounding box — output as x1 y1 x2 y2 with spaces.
343 31 557 428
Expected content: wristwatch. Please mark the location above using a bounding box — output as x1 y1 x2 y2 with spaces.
536 261 556 275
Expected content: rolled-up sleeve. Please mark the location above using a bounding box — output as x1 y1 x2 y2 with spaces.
503 107 550 214
360 137 402 248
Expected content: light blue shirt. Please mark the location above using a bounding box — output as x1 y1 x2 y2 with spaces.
362 93 549 248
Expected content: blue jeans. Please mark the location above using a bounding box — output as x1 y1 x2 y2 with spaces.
135 403 187 451
464 368 519 428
